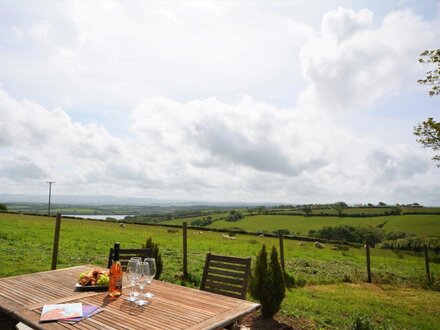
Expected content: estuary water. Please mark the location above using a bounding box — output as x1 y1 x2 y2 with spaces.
63 214 128 220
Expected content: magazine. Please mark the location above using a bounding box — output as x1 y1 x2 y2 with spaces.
40 303 83 322
59 304 102 323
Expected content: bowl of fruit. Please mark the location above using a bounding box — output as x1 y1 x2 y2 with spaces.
75 269 109 291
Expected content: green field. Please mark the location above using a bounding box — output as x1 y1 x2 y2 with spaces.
165 213 440 238
1 213 440 329
164 211 228 225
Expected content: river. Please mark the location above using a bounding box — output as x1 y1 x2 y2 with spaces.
63 214 129 220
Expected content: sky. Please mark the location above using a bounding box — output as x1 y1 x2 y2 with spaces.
0 0 439 205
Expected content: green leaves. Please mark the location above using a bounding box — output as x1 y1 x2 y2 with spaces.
414 118 440 166
415 49 440 165
249 244 286 319
417 49 440 96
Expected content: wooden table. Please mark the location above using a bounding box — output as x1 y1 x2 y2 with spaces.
0 265 259 329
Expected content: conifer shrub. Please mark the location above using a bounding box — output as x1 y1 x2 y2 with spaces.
249 244 286 318
143 237 163 279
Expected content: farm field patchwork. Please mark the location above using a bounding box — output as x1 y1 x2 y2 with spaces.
1 212 439 329
205 214 440 237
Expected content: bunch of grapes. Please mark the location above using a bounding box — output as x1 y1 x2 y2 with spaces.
78 269 109 286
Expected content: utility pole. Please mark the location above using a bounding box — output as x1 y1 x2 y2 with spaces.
47 181 55 216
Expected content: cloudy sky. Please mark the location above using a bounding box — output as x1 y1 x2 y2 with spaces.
1 0 440 205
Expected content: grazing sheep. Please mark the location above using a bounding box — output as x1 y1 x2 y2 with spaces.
258 234 264 237
119 223 125 228
222 234 237 240
331 246 338 250
314 242 325 249
199 231 203 234
299 241 305 246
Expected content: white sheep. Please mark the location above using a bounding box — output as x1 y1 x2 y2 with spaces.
314 242 325 249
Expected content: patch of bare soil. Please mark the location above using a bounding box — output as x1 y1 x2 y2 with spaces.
239 311 316 330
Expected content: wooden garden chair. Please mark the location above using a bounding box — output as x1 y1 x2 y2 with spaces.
107 247 152 271
200 253 251 300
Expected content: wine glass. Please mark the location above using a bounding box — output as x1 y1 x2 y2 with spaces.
135 261 150 306
126 257 141 302
143 258 156 298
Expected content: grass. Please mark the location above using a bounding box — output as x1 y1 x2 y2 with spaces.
1 212 440 329
284 283 440 329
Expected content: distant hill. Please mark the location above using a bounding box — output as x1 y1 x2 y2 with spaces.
0 193 277 207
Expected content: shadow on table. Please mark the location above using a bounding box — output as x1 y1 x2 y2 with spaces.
119 300 148 316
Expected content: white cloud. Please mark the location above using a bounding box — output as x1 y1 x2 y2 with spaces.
1 86 437 203
299 8 437 111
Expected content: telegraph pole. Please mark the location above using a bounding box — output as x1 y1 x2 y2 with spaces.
47 181 55 216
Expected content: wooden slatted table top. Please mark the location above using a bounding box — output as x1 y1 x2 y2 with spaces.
0 265 259 330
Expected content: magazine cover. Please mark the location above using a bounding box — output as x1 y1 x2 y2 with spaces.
59 304 102 323
40 303 83 322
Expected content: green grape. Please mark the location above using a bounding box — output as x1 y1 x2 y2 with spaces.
78 272 89 281
97 275 109 286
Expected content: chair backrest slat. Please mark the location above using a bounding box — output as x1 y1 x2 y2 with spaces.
205 274 244 286
107 248 153 270
200 253 251 300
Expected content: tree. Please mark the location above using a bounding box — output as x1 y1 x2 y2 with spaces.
249 244 269 303
0 203 7 211
249 244 286 319
333 202 347 216
414 118 440 166
265 246 286 318
414 49 440 166
225 210 244 222
273 229 290 236
302 205 312 216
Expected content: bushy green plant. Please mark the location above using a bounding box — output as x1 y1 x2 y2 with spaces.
312 225 385 246
225 210 244 222
0 203 7 211
273 229 290 236
351 315 374 330
143 237 163 279
249 244 268 302
283 271 295 288
249 244 286 318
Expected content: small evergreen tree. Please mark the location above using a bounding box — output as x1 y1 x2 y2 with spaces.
264 246 285 318
249 244 286 319
0 203 7 211
143 237 163 279
249 244 269 303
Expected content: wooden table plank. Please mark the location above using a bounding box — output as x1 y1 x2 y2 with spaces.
0 265 259 329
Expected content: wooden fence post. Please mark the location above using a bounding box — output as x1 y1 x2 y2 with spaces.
51 213 62 270
366 243 371 283
183 222 188 279
279 234 285 272
424 244 431 282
